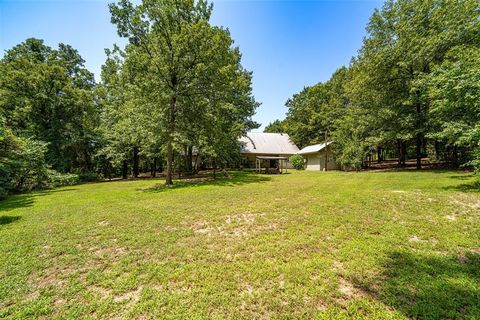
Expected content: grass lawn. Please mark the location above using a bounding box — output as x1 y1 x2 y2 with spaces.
1 170 479 319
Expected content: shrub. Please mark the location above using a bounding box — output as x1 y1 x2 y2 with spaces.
0 132 50 195
469 146 480 173
47 170 80 187
78 172 101 182
289 154 305 170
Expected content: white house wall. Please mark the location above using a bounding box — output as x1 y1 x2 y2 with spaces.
305 154 321 170
304 151 338 171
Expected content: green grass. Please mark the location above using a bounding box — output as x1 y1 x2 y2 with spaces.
1 170 479 319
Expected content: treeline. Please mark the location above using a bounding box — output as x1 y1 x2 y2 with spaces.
266 0 480 170
0 0 258 198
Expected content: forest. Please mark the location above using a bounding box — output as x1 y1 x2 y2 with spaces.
1 0 479 198
266 0 480 171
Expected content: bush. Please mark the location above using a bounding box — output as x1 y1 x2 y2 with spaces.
289 154 305 170
0 131 50 195
468 146 480 173
78 172 101 182
47 170 80 187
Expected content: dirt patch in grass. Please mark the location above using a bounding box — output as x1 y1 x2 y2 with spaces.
333 260 345 273
90 285 112 299
93 246 127 257
338 278 355 296
189 212 278 239
113 286 143 304
450 194 480 210
409 235 421 242
334 276 371 309
445 214 456 221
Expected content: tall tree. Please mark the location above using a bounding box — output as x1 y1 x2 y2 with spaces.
109 0 257 184
423 45 480 168
279 67 350 148
264 119 287 133
0 38 98 172
97 46 149 179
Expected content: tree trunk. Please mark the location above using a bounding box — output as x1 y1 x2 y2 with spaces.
152 157 157 178
416 133 422 169
166 142 174 185
435 140 441 161
397 140 402 166
324 131 328 171
415 102 422 169
133 146 139 178
187 146 193 173
84 149 93 172
183 145 189 174
213 159 216 179
122 160 128 179
165 96 177 185
452 146 459 168
377 147 382 163
324 144 328 171
398 140 407 167
193 151 200 173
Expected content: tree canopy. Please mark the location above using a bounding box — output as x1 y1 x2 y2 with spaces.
107 0 258 184
270 0 480 170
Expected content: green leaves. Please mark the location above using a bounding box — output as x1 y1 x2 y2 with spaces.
0 38 98 173
289 154 305 170
104 0 258 182
278 0 480 169
422 45 480 168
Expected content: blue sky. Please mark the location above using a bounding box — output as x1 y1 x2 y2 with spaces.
0 0 383 130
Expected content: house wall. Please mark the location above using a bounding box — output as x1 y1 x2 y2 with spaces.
305 154 321 171
304 151 338 171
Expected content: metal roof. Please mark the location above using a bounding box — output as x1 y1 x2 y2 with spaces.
297 142 333 155
239 132 299 155
256 156 289 160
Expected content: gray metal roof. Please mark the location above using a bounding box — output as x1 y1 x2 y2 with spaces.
256 156 289 160
239 132 299 155
297 141 333 155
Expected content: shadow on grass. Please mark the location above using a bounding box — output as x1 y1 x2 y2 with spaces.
142 171 272 193
369 168 471 174
353 250 480 319
0 215 21 225
446 174 474 180
442 179 480 193
0 188 77 212
0 196 34 212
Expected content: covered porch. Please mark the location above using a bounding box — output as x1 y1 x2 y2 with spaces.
255 156 289 174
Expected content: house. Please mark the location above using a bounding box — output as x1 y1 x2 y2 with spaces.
239 132 299 170
297 142 338 171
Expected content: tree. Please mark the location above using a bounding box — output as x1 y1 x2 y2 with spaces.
0 116 50 198
279 67 350 149
109 0 258 184
0 38 98 173
264 120 286 133
423 45 480 168
351 0 480 168
331 106 374 170
97 46 148 179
